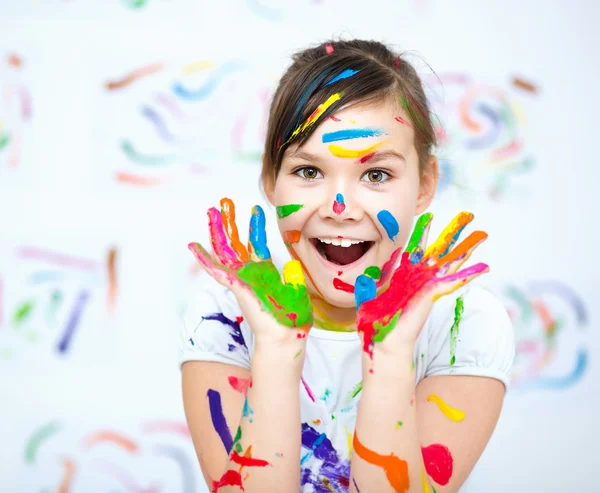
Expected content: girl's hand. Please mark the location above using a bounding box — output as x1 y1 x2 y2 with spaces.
355 212 489 368
188 198 313 349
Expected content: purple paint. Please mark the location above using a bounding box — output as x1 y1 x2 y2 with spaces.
207 389 233 454
201 312 248 355
57 290 90 353
353 477 361 492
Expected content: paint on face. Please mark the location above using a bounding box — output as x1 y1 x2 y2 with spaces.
325 68 360 86
276 203 304 219
201 313 248 355
426 394 465 422
333 251 400 295
395 116 411 126
333 277 354 293
421 443 453 486
321 127 388 143
353 432 410 492
282 229 301 244
333 193 346 215
207 389 233 454
359 151 376 164
449 295 464 365
364 266 381 280
377 210 400 242
328 139 389 158
228 376 252 396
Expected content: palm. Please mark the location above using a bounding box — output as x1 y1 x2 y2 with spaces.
355 212 489 360
188 198 313 334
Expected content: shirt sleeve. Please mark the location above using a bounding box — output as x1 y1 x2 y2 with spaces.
424 284 515 389
178 271 254 370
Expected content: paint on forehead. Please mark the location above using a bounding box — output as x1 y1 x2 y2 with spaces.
328 139 389 158
333 193 345 215
421 443 454 486
395 116 411 126
325 68 360 86
329 115 341 122
426 394 465 422
322 127 388 143
449 296 464 366
276 203 304 219
360 152 376 164
377 210 400 242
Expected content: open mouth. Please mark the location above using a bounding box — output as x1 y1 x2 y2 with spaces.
310 237 375 267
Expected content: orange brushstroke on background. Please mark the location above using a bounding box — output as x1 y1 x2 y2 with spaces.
115 171 168 186
105 63 163 90
142 421 191 437
353 433 410 493
107 247 117 313
82 431 139 453
7 53 23 68
512 77 538 94
58 458 76 493
532 299 556 337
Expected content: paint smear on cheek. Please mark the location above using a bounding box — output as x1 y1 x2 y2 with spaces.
421 443 453 486
333 277 354 293
277 204 304 219
449 296 464 365
377 210 400 242
333 193 345 215
426 394 465 422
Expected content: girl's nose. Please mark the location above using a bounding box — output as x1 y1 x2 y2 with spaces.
318 190 364 222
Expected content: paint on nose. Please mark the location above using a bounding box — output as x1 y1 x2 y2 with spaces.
333 193 345 215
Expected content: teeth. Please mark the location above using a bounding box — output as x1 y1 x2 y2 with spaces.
317 238 365 247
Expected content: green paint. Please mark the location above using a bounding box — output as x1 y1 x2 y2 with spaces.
233 426 243 453
364 266 381 280
421 352 424 358
0 133 10 151
294 348 303 359
25 422 61 463
122 0 148 9
396 421 403 428
120 139 176 166
14 300 34 326
449 295 465 366
505 286 533 322
276 204 304 219
411 359 415 370
331 414 335 420
237 261 312 328
406 213 433 254
372 311 402 343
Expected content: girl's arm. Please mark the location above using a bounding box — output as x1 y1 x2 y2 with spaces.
182 341 304 493
350 350 505 493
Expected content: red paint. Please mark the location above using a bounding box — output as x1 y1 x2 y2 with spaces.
395 116 410 126
353 433 410 492
333 200 346 215
236 316 244 325
421 444 453 486
231 450 271 468
376 248 401 287
330 115 341 122
337 236 343 238
297 332 307 338
211 470 243 492
267 294 284 311
337 270 343 275
228 376 253 395
325 43 334 54
333 277 355 293
286 312 298 327
360 152 376 164
338 476 350 488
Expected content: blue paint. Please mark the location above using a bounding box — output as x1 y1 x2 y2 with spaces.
335 193 344 204
325 68 360 86
440 225 467 258
354 274 376 311
172 61 244 101
242 396 254 423
322 127 387 143
377 210 400 242
249 205 271 260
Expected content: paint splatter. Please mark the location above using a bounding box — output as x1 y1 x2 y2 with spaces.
329 140 389 159
449 296 464 365
276 203 304 219
377 210 400 242
207 389 233 454
421 443 453 486
228 376 252 395
201 313 248 355
325 68 360 86
322 127 388 143
396 421 403 429
333 193 345 215
427 394 465 422
242 397 254 423
325 43 335 54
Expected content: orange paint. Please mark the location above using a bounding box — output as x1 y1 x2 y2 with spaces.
105 62 163 90
439 230 487 267
220 198 249 262
283 230 301 244
115 172 167 186
82 431 138 453
353 433 410 492
107 247 117 313
58 458 76 493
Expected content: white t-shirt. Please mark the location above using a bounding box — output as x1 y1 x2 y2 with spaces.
179 272 515 492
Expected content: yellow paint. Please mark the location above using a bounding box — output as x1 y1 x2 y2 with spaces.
345 425 353 458
328 139 389 158
427 394 466 422
283 260 305 287
421 466 433 493
424 212 473 260
288 93 343 142
182 60 214 74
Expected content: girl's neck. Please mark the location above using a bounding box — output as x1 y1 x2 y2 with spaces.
310 294 357 332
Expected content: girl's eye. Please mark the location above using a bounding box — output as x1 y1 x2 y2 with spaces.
362 169 390 184
294 167 323 180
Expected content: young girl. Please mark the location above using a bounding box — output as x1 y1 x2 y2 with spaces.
180 39 514 493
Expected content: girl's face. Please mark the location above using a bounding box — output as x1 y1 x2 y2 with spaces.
266 99 437 308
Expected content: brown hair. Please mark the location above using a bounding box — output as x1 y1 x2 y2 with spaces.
261 39 438 187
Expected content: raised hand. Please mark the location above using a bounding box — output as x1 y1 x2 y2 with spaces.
355 212 489 363
188 198 313 342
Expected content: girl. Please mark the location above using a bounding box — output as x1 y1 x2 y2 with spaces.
180 39 514 493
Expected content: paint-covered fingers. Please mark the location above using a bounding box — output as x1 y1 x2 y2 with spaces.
424 212 474 264
405 212 433 264
207 207 244 270
431 262 490 301
220 198 249 262
247 205 272 262
436 230 488 275
188 242 239 288
282 259 306 287
354 274 377 310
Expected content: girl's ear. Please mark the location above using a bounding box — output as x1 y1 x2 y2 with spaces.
416 155 439 214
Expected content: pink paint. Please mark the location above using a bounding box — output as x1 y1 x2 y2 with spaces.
330 115 341 122
333 200 345 215
395 116 410 126
421 443 453 486
301 376 316 402
325 43 334 54
228 376 253 395
333 277 355 293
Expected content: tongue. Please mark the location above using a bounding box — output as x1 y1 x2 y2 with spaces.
323 243 365 265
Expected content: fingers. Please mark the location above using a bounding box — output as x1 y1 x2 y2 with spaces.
355 274 377 311
424 211 473 263
220 198 249 262
207 208 244 270
248 205 272 262
188 242 239 287
437 231 488 274
432 262 490 301
283 259 306 287
405 213 433 264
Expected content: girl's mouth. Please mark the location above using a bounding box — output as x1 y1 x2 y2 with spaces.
310 237 375 267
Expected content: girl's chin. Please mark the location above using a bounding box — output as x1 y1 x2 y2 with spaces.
308 282 357 309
